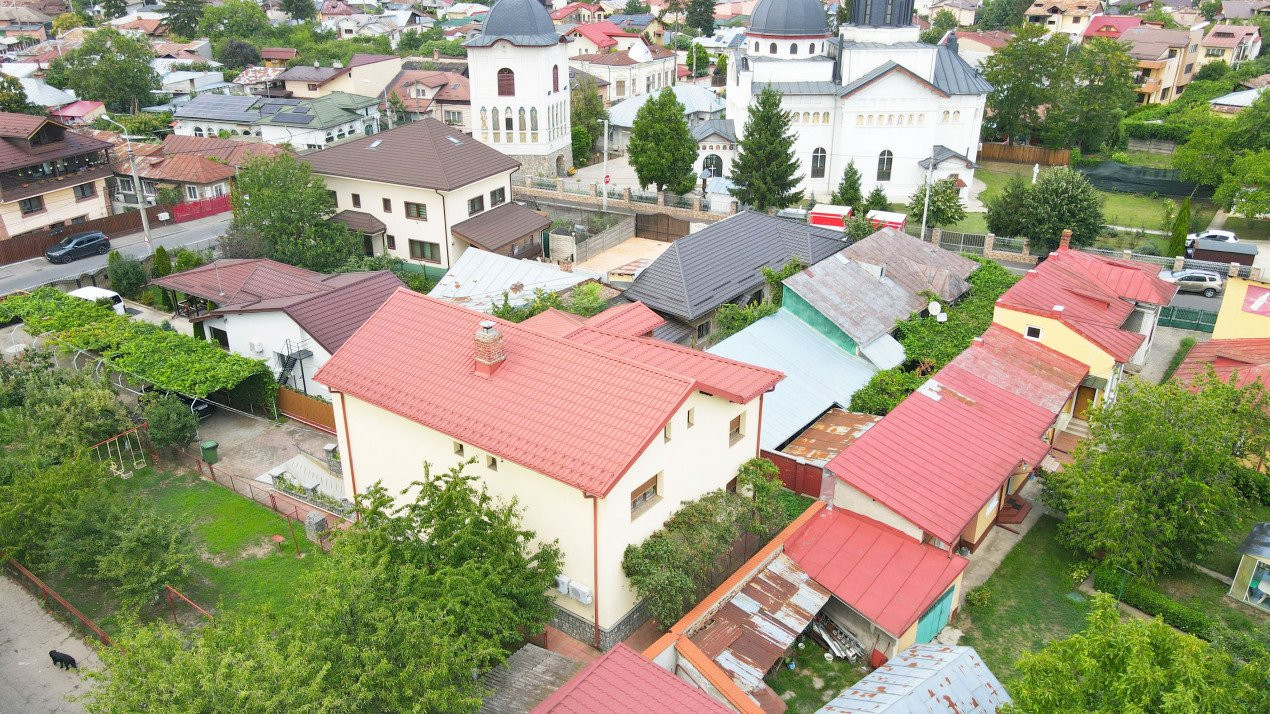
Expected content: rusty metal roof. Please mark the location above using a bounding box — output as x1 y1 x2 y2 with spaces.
688 553 830 712
780 408 880 466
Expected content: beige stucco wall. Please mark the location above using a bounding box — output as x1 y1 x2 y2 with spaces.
331 388 762 629
959 489 1002 546
286 58 404 100
1214 277 1270 340
831 479 924 542
993 307 1118 379
0 179 109 239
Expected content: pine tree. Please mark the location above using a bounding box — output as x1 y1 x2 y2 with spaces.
627 87 697 193
1168 197 1191 256
831 161 863 208
729 87 803 211
686 0 714 36
862 186 890 213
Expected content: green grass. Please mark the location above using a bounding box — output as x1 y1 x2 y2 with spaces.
955 516 1091 682
778 489 815 524
766 639 871 713
1087 150 1176 169
1194 502 1270 576
1223 216 1270 242
1160 336 1197 385
1153 567 1270 633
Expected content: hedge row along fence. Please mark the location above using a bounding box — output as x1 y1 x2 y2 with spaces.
1091 565 1215 639
0 287 277 408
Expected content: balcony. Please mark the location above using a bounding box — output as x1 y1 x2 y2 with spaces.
0 157 114 203
1134 77 1162 94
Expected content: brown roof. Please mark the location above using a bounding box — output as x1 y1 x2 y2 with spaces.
1203 24 1260 48
305 118 520 191
123 154 236 185
119 18 166 35
1243 73 1270 89
1026 0 1102 16
389 70 470 113
955 30 1013 48
0 115 112 173
161 134 286 167
1121 25 1194 50
450 202 551 252
0 112 49 139
261 47 299 60
780 407 881 465
331 209 386 234
572 47 672 66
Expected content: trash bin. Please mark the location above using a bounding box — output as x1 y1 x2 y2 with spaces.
200 439 219 464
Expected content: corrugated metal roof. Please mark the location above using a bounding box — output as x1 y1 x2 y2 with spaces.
784 253 922 346
752 80 843 96
428 248 593 313
608 85 724 127
817 644 1010 713
918 144 977 170
708 309 876 451
1172 337 1270 389
480 643 583 713
954 325 1088 414
780 408 879 466
693 118 737 142
859 334 905 370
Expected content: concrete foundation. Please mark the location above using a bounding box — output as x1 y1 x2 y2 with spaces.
512 145 573 177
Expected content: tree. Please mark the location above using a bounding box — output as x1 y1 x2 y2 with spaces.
714 53 727 76
1199 0 1222 20
1194 59 1230 82
0 74 39 115
977 0 1029 29
624 0 651 12
141 394 198 452
1007 593 1270 713
216 39 261 70
151 246 172 278
729 87 804 210
1141 1 1180 29
1167 196 1190 256
908 177 966 228
162 0 205 37
281 0 317 22
1173 124 1238 186
985 167 1104 252
216 223 269 259
1227 91 1270 153
156 186 183 206
198 0 270 42
45 29 158 112
1049 38 1136 152
862 186 890 214
52 12 86 36
832 161 863 208
100 0 127 20
689 43 710 77
919 9 957 45
106 252 148 299
91 112 172 140
1045 373 1270 580
571 73 607 165
686 0 714 36
232 154 334 252
628 87 697 193
1216 149 1270 218
982 24 1070 142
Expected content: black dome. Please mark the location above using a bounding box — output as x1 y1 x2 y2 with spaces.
749 0 830 37
467 0 559 47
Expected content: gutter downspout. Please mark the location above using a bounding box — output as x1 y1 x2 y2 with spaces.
755 393 764 458
334 391 361 511
584 491 601 650
439 189 452 267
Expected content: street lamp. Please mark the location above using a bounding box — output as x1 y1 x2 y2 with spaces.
364 79 392 131
100 114 153 256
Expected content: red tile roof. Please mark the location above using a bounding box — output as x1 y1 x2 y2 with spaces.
316 291 780 495
582 302 665 337
826 364 1056 545
1203 24 1260 48
390 70 470 113
551 2 603 20
532 643 728 713
995 247 1176 363
785 509 968 637
953 325 1088 414
1082 14 1142 39
521 307 586 336
49 100 103 119
1172 338 1270 389
569 21 638 48
955 30 1013 48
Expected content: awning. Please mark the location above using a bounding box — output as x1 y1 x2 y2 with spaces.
861 334 906 370
331 209 385 235
451 202 551 252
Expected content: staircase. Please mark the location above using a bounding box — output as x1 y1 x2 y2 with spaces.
277 338 313 387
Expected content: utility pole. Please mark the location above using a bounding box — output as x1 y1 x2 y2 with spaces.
601 119 609 211
102 115 152 256
919 149 935 241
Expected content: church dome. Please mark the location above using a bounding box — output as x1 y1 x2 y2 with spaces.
748 0 830 37
468 0 560 47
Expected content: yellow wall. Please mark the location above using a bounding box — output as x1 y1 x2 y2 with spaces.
331 388 762 629
0 179 109 239
960 490 1003 546
993 306 1118 379
285 58 404 99
894 573 964 656
1213 277 1270 340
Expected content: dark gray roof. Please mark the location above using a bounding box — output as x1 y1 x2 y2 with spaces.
173 94 263 123
693 118 737 142
1237 522 1270 559
749 0 830 36
753 80 843 95
569 67 610 88
1195 238 1259 255
932 44 991 95
478 644 583 713
466 0 560 47
623 211 848 321
751 54 834 62
919 145 977 169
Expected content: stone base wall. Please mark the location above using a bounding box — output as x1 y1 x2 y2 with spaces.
511 146 573 178
550 598 651 651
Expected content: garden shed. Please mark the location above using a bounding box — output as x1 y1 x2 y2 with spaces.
1228 522 1270 612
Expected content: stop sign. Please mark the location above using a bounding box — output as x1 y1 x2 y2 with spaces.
604 175 611 184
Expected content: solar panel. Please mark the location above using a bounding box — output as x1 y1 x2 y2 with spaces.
271 114 315 125
259 104 282 115
292 107 311 114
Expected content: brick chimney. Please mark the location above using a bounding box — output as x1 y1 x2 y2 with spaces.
1058 229 1072 251
474 320 506 376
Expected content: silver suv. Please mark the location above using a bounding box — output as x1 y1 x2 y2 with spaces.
1160 269 1224 298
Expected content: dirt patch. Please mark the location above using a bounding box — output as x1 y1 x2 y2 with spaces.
238 537 279 560
197 546 228 567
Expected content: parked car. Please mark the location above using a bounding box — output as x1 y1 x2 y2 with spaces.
1186 229 1237 246
1159 269 1225 298
67 286 125 315
139 385 217 421
44 231 110 264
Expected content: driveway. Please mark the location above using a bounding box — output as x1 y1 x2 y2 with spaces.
1137 325 1211 385
572 155 645 191
0 575 100 713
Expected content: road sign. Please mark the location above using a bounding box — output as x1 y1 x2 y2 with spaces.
604 175 611 184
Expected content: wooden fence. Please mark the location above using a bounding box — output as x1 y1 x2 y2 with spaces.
978 143 1071 166
277 387 337 434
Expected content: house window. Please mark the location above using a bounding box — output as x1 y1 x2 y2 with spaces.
73 183 96 200
486 454 498 471
351 193 361 208
687 408 695 427
630 473 660 517
385 234 396 249
71 215 86 224
382 197 391 212
405 201 427 220
409 239 440 262
1025 325 1043 340
467 195 484 215
616 80 625 96
185 185 199 200
696 321 710 340
490 187 506 207
329 190 337 206
497 68 515 96
729 414 745 445
307 83 319 91
810 148 827 178
453 441 464 456
663 423 672 443
877 150 893 182
19 196 43 215
443 110 462 124
117 176 135 193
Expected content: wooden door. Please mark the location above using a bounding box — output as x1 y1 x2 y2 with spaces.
1074 385 1097 420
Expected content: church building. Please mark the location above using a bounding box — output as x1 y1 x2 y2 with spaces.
715 0 990 203
466 0 574 176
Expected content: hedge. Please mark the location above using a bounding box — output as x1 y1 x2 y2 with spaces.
1091 565 1215 638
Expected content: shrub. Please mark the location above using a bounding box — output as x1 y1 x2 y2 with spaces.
966 586 991 608
106 252 148 299
173 247 208 273
1069 560 1095 586
1091 565 1216 638
141 393 198 451
1161 336 1196 384
715 300 778 340
151 245 172 278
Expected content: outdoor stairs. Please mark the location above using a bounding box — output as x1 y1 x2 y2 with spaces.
277 354 298 385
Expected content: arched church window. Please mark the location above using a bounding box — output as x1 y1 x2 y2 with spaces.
811 148 826 178
497 68 515 97
856 114 863 126
897 115 904 125
531 107 539 141
492 108 500 140
791 43 798 54
770 43 777 54
519 108 527 142
808 43 815 54
908 114 915 124
953 111 960 121
480 107 488 130
866 115 874 126
703 154 723 177
754 41 759 52
877 150 893 182
552 66 559 93
803 112 811 123
504 106 513 131
942 111 949 122
887 115 894 125
822 112 830 123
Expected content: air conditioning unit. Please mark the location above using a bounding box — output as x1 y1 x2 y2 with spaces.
554 574 570 594
248 340 264 353
568 581 593 605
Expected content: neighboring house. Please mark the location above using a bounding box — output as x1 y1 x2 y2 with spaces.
151 38 214 62
388 70 471 129
1080 13 1140 42
607 13 666 42
13 76 75 109
1121 25 1203 105
821 644 1012 712
693 118 736 180
48 100 104 125
827 324 1089 552
307 118 524 272
993 233 1177 427
444 1 491 19
929 0 979 26
1200 24 1262 69
1218 0 1270 20
277 54 404 100
115 16 167 37
172 92 382 150
314 290 783 649
230 66 287 96
532 644 729 713
321 14 420 49
550 2 607 24
1024 0 1105 40
261 47 298 68
954 29 1012 68
1172 337 1270 388
1243 72 1270 89
604 83 720 150
1210 85 1266 113
319 0 357 20
623 211 846 347
1213 274 1270 339
99 131 284 210
562 20 642 56
159 70 233 97
1229 523 1270 613
151 259 403 398
428 247 595 313
570 43 677 105
0 7 51 45
0 113 111 241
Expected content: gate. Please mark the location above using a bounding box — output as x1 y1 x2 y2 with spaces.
171 194 232 222
938 230 986 255
635 212 691 242
1158 306 1217 333
916 585 956 644
276 387 336 433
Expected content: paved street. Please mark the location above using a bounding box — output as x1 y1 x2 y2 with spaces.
0 213 230 296
0 575 98 713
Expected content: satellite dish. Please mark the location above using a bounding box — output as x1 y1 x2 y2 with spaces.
928 301 942 315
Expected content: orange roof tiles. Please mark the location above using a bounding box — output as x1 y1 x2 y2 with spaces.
569 21 639 48
532 644 729 713
1172 338 1270 389
581 302 664 336
124 154 236 185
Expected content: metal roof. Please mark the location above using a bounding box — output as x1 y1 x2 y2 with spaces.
708 309 878 451
692 118 737 142
607 85 725 127
531 644 729 713
838 228 977 302
860 334 905 370
479 644 583 713
752 80 843 96
749 0 830 36
919 144 977 169
173 94 263 123
428 248 594 313
818 644 1010 713
450 202 552 252
932 44 992 95
780 407 880 466
466 0 560 47
785 252 924 346
1237 522 1270 559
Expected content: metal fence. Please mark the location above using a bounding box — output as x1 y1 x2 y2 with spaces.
1077 246 1255 278
1158 306 1218 333
994 236 1027 254
6 559 116 648
938 230 986 255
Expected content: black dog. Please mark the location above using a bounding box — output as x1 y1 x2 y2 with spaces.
49 650 76 670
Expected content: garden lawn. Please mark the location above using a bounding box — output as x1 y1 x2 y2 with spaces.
1223 216 1270 242
1194 502 1270 577
954 516 1090 682
766 638 871 713
1152 567 1270 633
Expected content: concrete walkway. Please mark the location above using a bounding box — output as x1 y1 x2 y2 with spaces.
0 575 99 713
1136 326 1211 385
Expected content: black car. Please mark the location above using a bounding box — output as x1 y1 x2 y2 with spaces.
44 231 110 264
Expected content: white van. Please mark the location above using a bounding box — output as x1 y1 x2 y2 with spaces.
67 286 125 315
